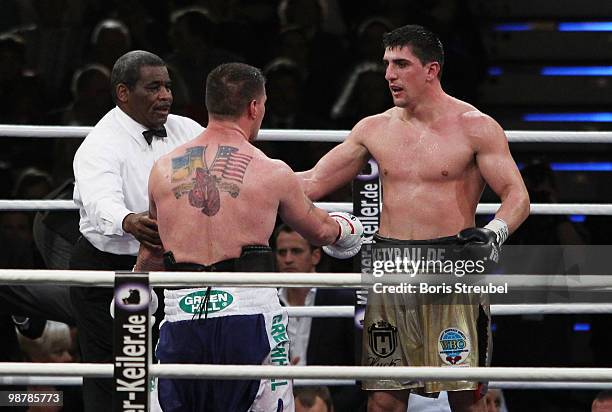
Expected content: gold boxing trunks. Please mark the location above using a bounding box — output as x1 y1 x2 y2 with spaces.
362 233 492 395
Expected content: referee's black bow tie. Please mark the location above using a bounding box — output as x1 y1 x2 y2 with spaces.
142 127 167 145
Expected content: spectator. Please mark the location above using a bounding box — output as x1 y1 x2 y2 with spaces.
16 0 87 108
511 160 589 245
350 16 394 64
200 0 279 66
0 206 45 266
64 64 112 126
6 168 53 269
17 320 83 411
262 58 308 130
275 0 348 120
110 0 168 55
0 34 29 119
48 64 112 182
274 224 365 410
88 19 131 71
484 389 507 412
331 62 392 129
0 0 35 33
0 212 34 244
0 33 46 128
12 167 53 199
259 58 333 171
165 6 242 123
294 386 335 412
17 320 74 363
33 179 80 270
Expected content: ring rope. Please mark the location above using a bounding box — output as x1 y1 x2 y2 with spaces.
0 200 352 213
1 363 611 382
2 125 612 143
4 200 612 215
286 303 612 318
2 376 612 390
1 270 610 289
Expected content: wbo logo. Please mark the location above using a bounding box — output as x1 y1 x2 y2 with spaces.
438 327 471 365
368 320 398 358
179 290 233 314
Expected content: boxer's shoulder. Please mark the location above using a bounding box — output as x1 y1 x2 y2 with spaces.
348 111 392 147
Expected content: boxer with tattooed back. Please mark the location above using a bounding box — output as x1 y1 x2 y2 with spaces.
136 62 364 412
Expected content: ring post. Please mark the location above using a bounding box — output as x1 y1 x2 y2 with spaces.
113 271 151 412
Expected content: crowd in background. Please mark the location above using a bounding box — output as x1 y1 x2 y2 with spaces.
0 0 487 194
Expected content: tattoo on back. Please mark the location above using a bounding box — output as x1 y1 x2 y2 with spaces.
170 145 253 216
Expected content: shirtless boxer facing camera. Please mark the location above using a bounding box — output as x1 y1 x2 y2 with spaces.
298 25 529 412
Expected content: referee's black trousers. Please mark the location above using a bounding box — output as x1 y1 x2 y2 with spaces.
69 236 136 412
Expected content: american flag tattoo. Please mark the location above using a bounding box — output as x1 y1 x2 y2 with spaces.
209 145 253 184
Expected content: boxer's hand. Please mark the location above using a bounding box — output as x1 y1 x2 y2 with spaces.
457 227 500 264
122 212 162 249
323 212 364 259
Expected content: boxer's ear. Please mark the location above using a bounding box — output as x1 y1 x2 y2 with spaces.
248 99 258 120
426 62 440 81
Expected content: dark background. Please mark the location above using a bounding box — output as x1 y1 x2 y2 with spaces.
1 0 611 411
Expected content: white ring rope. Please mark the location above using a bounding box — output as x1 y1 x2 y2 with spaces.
2 376 612 390
4 200 612 215
1 270 611 289
0 200 352 213
286 306 355 318
1 363 611 382
2 125 612 143
286 304 612 318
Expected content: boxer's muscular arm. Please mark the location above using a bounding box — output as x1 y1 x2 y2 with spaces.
275 161 340 246
471 113 530 234
297 119 370 200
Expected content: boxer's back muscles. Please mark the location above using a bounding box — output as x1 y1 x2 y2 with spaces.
148 135 337 265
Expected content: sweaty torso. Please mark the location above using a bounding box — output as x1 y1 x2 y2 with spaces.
363 102 486 240
151 133 279 265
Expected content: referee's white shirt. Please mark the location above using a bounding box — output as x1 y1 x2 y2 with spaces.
278 287 317 366
73 107 203 255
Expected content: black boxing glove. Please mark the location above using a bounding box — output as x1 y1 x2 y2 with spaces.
457 219 508 264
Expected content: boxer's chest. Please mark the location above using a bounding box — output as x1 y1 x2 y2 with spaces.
369 123 476 182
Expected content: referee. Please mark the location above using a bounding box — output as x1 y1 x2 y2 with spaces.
70 50 202 412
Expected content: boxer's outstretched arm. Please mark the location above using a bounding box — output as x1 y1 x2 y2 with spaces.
471 113 530 233
275 161 341 246
297 121 370 200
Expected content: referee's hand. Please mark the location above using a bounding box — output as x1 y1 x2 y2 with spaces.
122 212 162 249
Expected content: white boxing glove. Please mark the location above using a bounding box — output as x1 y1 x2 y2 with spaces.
323 212 364 259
